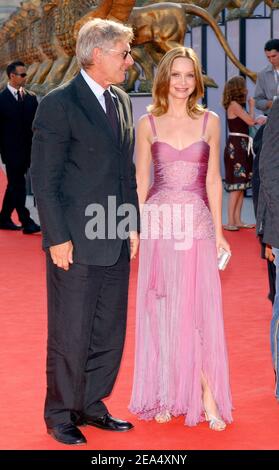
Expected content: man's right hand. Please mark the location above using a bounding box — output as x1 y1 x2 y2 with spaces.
50 240 73 271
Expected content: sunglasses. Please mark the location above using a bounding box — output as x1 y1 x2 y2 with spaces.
13 72 27 78
106 49 132 60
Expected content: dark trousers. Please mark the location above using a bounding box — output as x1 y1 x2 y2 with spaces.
44 243 130 428
0 162 30 224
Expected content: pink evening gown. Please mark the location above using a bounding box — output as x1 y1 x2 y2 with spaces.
129 112 233 426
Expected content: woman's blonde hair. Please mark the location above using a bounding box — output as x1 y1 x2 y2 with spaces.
148 46 205 118
222 75 247 110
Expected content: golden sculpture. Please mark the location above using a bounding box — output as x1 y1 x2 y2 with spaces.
145 0 241 23
227 0 277 19
74 2 257 88
146 0 278 20
0 2 39 88
33 1 109 93
0 0 278 93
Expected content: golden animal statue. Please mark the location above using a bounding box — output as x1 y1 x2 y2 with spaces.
127 0 278 88
145 0 241 23
0 0 42 89
226 0 277 19
32 0 117 93
29 1 61 93
146 0 277 20
0 0 102 93
74 1 257 92
1 0 278 93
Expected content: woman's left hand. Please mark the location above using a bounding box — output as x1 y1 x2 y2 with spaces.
216 234 231 256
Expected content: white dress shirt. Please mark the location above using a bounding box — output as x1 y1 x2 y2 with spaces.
80 69 116 112
7 83 21 100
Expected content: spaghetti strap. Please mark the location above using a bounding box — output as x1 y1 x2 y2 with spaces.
201 111 209 139
148 114 158 141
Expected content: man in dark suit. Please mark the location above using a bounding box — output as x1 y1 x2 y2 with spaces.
252 124 276 305
0 61 40 233
256 97 279 401
31 19 139 445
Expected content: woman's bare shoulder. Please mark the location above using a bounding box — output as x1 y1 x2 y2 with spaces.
139 113 150 122
136 113 154 144
206 109 220 122
206 110 220 131
137 113 151 129
228 100 241 111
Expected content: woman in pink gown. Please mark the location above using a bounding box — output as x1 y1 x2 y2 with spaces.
129 47 233 430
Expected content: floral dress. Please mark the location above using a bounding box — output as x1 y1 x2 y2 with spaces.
224 116 253 191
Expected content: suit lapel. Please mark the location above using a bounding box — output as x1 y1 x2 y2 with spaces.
112 86 125 148
3 87 18 107
73 73 118 145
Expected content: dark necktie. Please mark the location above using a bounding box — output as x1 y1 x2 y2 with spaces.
104 89 119 138
17 90 23 102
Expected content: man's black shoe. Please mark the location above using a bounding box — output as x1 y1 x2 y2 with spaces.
22 220 41 234
47 423 87 445
0 220 22 230
83 413 134 432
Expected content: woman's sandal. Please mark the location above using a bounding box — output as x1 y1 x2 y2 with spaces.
223 224 239 231
204 411 226 431
155 411 172 423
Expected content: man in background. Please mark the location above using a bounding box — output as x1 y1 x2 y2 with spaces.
0 60 40 233
252 124 276 305
254 39 279 115
257 97 279 401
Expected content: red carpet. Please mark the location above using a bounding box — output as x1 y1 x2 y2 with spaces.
0 168 279 450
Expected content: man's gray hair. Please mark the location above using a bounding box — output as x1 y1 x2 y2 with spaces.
76 18 134 69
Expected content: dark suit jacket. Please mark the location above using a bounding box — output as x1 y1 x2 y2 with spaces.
0 87 38 168
256 98 279 248
252 124 265 217
31 73 139 266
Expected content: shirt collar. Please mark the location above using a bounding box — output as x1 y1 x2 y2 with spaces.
7 83 21 97
80 69 116 98
265 63 278 73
